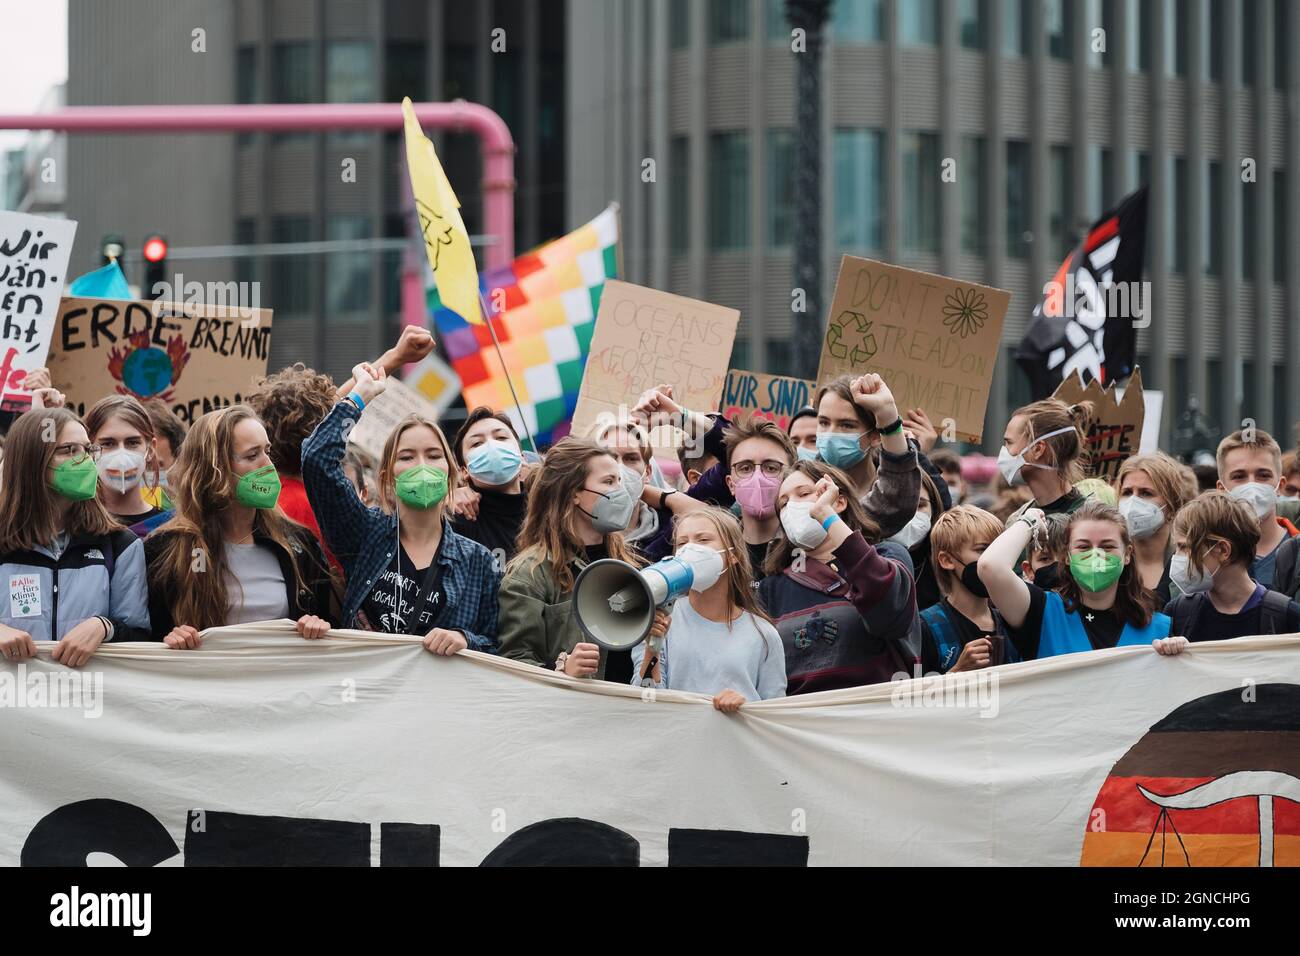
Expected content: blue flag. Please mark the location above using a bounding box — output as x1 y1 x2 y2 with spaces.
68 260 132 300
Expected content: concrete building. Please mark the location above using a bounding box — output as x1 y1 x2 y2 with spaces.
65 0 565 382
569 0 1300 450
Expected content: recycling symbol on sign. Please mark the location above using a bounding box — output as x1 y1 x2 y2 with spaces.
826 310 878 365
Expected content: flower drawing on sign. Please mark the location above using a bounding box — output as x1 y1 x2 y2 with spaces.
825 310 878 365
107 329 191 402
941 287 988 339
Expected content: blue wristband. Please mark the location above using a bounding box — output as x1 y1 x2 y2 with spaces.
820 513 839 531
347 390 366 412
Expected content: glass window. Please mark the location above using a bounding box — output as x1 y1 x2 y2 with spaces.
1172 156 1187 274
1049 145 1074 258
272 42 313 103
670 136 689 253
766 129 794 249
385 42 427 102
1006 140 1031 258
327 41 374 147
709 0 749 44
766 0 786 42
1207 2 1223 81
1275 169 1288 282
237 46 259 103
1123 0 1142 71
709 132 750 249
1045 0 1070 60
1173 0 1188 75
325 216 373 317
235 218 257 288
1003 0 1030 56
958 0 984 49
901 131 939 253
1206 161 1221 275
834 128 884 251
1136 0 1154 71
1241 0 1257 87
961 135 986 255
834 0 883 42
1242 178 1256 280
671 0 690 49
271 216 311 314
1277 0 1288 89
444 45 476 101
1086 144 1112 216
900 0 939 45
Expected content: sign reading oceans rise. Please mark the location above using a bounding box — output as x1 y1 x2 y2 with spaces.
2 625 1297 867
0 212 78 413
722 369 815 431
818 256 1010 442
45 296 273 426
570 280 739 444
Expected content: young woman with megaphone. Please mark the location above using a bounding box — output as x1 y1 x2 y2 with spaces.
497 437 670 680
631 507 785 712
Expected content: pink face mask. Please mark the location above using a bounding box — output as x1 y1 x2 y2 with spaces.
733 469 781 519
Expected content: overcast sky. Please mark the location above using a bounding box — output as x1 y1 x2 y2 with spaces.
0 0 68 151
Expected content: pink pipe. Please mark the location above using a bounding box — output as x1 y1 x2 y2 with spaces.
0 102 517 268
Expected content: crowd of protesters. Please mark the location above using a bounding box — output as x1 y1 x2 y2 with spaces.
2 323 1298 712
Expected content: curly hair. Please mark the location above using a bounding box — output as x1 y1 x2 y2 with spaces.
245 363 337 477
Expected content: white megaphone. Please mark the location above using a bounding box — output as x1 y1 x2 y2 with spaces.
572 549 723 651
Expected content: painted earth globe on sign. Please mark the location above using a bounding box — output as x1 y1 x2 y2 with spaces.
106 330 191 401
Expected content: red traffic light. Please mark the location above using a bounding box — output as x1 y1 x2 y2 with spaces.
143 235 168 263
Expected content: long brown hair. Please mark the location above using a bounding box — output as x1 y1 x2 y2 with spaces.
672 507 773 627
0 408 120 553
507 437 639 591
765 459 881 576
148 405 309 629
1058 498 1156 628
85 394 162 493
375 414 460 514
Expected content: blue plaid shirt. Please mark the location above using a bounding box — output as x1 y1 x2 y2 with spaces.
302 401 500 651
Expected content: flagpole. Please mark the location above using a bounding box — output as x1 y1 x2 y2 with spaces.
478 289 539 455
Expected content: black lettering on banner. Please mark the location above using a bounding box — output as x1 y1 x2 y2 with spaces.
667 828 809 867
479 818 639 867
21 798 179 867
183 809 368 866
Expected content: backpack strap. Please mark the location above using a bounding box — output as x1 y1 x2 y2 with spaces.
1168 592 1207 639
1257 590 1294 635
1274 537 1299 600
920 604 960 673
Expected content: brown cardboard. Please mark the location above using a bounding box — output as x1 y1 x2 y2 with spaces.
817 256 1011 442
347 378 444 461
1051 367 1145 482
45 296 273 426
722 369 815 431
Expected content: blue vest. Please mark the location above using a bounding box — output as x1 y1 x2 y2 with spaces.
1037 590 1170 658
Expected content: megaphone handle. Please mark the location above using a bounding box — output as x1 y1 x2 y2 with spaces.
639 634 665 683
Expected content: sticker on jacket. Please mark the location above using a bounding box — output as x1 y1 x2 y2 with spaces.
9 575 41 617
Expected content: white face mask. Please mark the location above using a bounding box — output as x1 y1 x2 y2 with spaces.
1229 482 1277 519
888 510 931 550
621 464 646 502
97 448 147 494
675 542 727 592
946 483 963 504
1169 551 1216 594
997 426 1077 487
1118 495 1165 539
780 500 829 550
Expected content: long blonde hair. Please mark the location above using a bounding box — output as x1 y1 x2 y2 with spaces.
672 507 772 628
375 414 460 514
507 437 639 591
0 408 120 554
148 405 309 629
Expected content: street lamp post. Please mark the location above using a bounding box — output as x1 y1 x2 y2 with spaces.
786 0 832 380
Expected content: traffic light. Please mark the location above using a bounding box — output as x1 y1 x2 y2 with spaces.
142 233 168 300
100 233 125 266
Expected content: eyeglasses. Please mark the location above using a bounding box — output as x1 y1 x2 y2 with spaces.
53 442 101 461
731 460 785 479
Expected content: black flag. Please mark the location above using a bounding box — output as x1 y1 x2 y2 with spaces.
1016 186 1148 399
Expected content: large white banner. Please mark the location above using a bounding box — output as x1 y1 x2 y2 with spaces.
2 623 1298 866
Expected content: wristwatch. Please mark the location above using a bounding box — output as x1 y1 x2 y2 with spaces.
554 651 569 673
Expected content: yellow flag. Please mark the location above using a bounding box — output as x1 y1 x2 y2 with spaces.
401 97 482 325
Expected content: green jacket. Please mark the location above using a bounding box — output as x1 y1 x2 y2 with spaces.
497 552 608 679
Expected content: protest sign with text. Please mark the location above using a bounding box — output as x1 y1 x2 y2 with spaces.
0 212 77 413
45 296 273 426
1051 366 1145 482
818 256 1010 442
722 369 814 431
347 377 446 461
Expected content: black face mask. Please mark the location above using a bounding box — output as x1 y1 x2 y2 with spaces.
960 561 990 599
1033 563 1062 591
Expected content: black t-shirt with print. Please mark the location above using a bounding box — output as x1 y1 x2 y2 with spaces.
360 544 445 635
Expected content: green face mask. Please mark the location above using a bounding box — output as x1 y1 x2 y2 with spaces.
395 464 448 510
50 456 100 501
235 464 281 509
1069 548 1125 592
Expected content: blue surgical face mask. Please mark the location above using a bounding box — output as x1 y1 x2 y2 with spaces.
816 431 866 469
796 445 819 462
467 439 522 487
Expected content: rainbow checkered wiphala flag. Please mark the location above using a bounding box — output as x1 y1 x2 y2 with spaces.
430 204 619 450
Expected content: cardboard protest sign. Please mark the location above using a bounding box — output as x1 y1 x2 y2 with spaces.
1051 367 1145 482
346 377 446 461
0 212 78 413
570 280 739 446
45 296 273 426
722 369 815 431
1137 389 1163 454
818 256 1010 442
